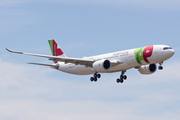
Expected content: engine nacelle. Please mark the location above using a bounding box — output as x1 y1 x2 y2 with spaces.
93 59 111 72
138 64 157 74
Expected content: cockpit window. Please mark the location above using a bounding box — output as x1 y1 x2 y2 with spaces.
163 47 172 50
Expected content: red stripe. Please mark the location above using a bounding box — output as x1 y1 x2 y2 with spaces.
143 46 153 63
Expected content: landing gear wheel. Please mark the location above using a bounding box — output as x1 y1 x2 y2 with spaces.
123 75 127 80
120 79 124 83
94 74 97 78
90 77 94 82
97 74 101 78
116 78 120 83
158 66 163 70
94 77 97 82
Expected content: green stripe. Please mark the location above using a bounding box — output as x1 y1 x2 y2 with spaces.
48 39 54 55
134 47 145 64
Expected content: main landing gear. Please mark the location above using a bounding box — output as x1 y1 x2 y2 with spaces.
90 71 127 83
90 72 101 82
158 61 163 70
116 71 127 83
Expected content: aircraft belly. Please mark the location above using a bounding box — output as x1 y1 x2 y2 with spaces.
59 64 94 75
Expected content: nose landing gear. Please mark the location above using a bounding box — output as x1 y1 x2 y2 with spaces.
158 61 163 70
90 72 101 82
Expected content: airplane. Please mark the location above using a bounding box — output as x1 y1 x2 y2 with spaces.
6 39 175 83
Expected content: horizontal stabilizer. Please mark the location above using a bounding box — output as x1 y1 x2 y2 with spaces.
28 63 59 69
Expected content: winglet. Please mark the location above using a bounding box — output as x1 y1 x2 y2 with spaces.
6 48 23 54
6 48 11 52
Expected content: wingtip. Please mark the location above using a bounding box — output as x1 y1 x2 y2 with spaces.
5 48 23 54
6 48 11 52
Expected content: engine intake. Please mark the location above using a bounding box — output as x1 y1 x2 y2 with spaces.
93 59 111 72
138 64 157 74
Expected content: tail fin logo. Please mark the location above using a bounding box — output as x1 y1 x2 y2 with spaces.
48 39 64 56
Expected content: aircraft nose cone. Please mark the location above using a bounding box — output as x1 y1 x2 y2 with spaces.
168 49 175 58
171 49 175 55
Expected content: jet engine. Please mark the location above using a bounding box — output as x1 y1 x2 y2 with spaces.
138 64 157 74
93 59 111 72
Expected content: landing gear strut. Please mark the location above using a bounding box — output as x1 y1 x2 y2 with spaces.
116 71 127 83
90 72 101 82
158 61 163 70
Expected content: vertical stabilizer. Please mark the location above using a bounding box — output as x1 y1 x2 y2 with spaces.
48 39 66 57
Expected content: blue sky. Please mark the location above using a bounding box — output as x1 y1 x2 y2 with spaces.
0 0 180 120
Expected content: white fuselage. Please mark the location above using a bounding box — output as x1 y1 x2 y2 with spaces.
55 45 175 75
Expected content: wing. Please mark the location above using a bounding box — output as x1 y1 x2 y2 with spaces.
110 60 124 67
6 48 94 67
6 48 123 68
